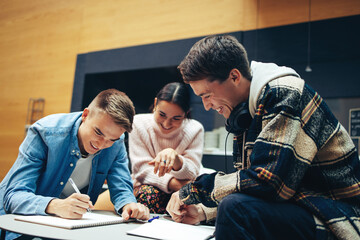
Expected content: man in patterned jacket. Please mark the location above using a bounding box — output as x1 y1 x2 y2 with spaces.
166 35 360 239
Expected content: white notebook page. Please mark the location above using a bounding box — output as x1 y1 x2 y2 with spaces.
15 211 126 229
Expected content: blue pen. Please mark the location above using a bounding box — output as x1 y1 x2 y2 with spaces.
148 216 160 222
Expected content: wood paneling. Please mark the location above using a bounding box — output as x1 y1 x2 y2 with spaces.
0 0 83 179
77 0 245 52
312 0 360 21
0 0 359 180
245 0 360 30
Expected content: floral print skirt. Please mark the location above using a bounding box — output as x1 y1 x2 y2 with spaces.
133 184 171 214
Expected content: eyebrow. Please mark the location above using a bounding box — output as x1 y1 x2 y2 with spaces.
198 91 210 97
159 110 184 118
95 127 120 142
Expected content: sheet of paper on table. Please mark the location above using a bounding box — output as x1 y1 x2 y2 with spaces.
127 219 215 240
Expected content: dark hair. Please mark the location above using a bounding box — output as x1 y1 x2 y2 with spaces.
89 89 135 132
154 82 191 118
178 35 252 83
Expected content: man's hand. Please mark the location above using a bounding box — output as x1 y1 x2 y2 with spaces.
166 191 206 225
122 202 150 221
179 204 206 225
45 193 94 219
148 148 183 177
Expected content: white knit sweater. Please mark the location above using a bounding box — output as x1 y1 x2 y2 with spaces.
129 113 204 193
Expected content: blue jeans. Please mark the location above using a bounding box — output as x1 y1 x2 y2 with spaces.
215 193 318 240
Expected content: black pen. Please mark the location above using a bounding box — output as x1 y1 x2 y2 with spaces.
204 230 215 240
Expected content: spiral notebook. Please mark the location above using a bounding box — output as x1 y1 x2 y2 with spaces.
15 211 127 229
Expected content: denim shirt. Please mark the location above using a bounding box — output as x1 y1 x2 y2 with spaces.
0 112 135 239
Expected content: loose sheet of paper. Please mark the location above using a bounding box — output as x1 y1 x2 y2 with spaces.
127 219 215 240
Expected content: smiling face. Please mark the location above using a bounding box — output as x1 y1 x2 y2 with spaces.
77 108 125 155
153 100 186 134
189 69 250 119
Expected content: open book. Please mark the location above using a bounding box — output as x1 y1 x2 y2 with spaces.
15 211 127 229
127 219 215 240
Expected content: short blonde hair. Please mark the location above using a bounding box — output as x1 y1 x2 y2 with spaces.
88 89 135 132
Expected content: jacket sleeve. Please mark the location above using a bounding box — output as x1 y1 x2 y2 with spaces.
2 124 54 215
106 136 137 213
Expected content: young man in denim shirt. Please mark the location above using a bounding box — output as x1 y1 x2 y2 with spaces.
0 89 149 239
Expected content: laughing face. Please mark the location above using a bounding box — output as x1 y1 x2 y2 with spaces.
77 108 125 155
189 69 250 119
153 100 185 134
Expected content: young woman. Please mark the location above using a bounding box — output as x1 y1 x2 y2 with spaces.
94 82 205 213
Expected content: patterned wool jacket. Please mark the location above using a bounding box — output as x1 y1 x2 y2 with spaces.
180 62 360 239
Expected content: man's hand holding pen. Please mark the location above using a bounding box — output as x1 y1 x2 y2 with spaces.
45 193 94 219
45 177 94 219
166 191 206 225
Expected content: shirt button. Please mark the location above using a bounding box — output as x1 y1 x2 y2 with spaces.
72 150 75 153
70 163 74 167
60 182 64 185
76 153 79 156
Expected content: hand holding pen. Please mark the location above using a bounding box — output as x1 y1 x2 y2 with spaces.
45 181 94 219
68 178 94 213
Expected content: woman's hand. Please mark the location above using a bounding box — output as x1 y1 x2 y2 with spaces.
148 148 183 177
168 178 191 192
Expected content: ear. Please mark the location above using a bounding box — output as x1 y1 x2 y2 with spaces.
152 98 158 112
154 97 158 106
82 108 89 121
229 68 242 84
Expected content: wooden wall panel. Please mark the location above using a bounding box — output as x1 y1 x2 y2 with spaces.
246 0 360 30
0 0 84 179
77 0 245 52
312 0 360 21
258 0 310 29
0 0 359 180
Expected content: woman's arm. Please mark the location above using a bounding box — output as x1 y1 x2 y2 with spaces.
168 178 191 192
169 121 204 180
129 121 173 193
